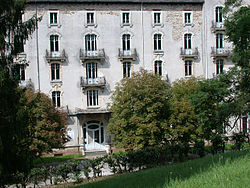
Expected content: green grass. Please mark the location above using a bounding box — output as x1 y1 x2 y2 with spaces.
34 154 85 165
73 150 250 188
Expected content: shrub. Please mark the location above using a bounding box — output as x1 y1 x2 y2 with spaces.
232 132 246 150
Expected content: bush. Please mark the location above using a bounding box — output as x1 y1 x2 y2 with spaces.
194 140 205 157
232 132 246 150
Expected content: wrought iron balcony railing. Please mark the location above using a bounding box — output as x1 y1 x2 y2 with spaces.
80 77 106 88
211 47 232 57
45 50 66 62
180 47 199 60
211 21 225 33
80 49 105 62
118 48 137 61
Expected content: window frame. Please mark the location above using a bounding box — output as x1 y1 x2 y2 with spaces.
14 64 25 81
85 11 97 27
183 11 193 26
153 33 163 52
123 61 132 78
48 10 60 27
184 33 192 50
122 34 131 51
87 90 99 107
215 6 223 23
52 91 61 108
50 34 59 53
216 33 224 49
85 34 97 52
216 59 224 75
51 63 61 81
121 11 132 27
152 11 163 27
86 62 98 79
154 60 162 76
185 60 193 77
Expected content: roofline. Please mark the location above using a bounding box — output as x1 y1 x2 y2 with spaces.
27 0 204 4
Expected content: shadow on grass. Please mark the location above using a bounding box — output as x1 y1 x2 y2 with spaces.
74 150 249 188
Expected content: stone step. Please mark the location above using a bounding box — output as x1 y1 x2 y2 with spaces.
85 150 107 158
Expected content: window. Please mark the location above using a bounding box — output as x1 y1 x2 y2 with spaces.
154 34 162 51
50 12 58 25
15 64 25 81
154 61 162 76
85 34 97 51
216 33 224 49
185 60 192 76
215 7 223 23
50 35 59 52
86 62 98 79
123 62 131 78
52 91 61 107
184 34 192 49
242 116 248 133
87 12 94 25
122 12 130 24
216 59 224 75
87 90 98 107
122 34 131 51
184 12 192 25
51 63 60 80
153 12 161 24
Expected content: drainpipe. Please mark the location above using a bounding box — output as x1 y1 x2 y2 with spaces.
141 1 145 68
35 0 40 91
203 2 208 79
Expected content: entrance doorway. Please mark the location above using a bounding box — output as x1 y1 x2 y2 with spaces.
83 121 105 150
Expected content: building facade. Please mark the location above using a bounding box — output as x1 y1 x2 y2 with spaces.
18 0 249 154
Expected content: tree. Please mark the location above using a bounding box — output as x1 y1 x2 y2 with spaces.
108 69 170 149
0 0 37 184
168 78 200 155
223 0 250 94
19 90 69 159
0 0 67 185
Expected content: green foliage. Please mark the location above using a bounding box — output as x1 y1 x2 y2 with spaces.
191 78 232 140
224 0 250 95
108 69 170 149
89 157 104 178
20 90 69 157
0 0 40 184
168 78 200 153
232 132 247 150
73 150 250 188
33 154 85 165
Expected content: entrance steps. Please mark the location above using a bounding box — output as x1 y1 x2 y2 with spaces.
85 150 107 158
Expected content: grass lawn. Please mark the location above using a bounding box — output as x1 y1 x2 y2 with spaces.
34 154 85 165
73 150 249 188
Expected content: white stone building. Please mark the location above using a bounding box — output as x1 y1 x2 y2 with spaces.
16 0 249 154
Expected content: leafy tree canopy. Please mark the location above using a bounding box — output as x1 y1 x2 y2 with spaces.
168 78 200 145
108 69 171 149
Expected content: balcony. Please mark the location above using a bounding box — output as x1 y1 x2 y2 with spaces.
14 53 27 64
118 48 137 61
80 77 106 89
211 47 232 58
19 79 33 89
80 49 105 62
211 21 225 33
46 50 66 62
180 47 198 60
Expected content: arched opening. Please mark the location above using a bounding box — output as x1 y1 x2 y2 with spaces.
83 120 105 150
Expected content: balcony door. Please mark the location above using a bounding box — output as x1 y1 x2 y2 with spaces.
122 34 131 56
85 34 97 56
86 62 98 84
184 33 192 54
